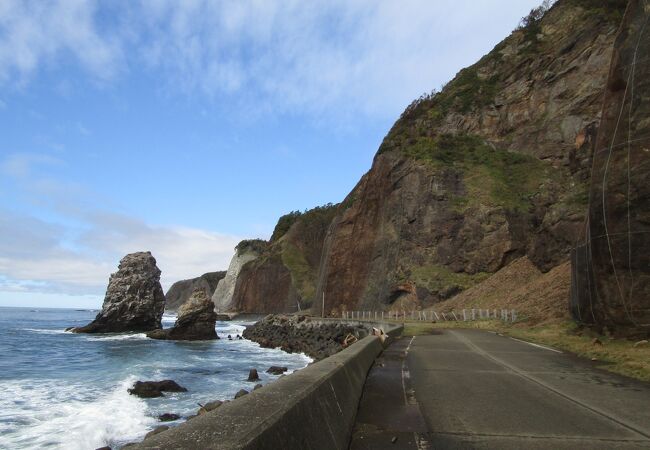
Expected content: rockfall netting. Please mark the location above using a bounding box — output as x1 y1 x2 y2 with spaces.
571 0 650 336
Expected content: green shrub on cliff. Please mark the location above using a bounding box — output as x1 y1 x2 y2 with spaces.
271 211 302 242
270 203 338 242
402 133 552 212
235 239 268 256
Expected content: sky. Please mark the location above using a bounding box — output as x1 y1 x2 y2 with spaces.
0 0 543 308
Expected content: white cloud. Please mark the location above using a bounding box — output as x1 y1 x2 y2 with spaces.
0 209 241 297
0 152 242 298
0 0 123 85
0 0 541 118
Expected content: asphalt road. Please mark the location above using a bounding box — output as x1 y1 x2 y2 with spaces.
408 329 650 449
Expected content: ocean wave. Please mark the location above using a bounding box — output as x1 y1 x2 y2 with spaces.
22 328 69 335
161 314 177 324
0 376 155 450
85 333 148 341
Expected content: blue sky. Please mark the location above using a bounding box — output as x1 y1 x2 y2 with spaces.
0 0 542 308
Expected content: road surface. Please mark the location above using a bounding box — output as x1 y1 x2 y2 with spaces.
350 328 650 449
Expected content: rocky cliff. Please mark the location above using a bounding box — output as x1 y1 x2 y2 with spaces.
230 204 338 313
73 252 166 333
313 0 627 315
212 240 266 312
221 0 636 319
571 0 650 336
165 271 225 311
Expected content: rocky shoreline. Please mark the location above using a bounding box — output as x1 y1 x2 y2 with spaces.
242 314 368 360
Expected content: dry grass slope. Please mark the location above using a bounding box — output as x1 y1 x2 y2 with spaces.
431 257 571 323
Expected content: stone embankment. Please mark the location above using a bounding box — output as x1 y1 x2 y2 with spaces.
127 318 402 449
242 314 370 360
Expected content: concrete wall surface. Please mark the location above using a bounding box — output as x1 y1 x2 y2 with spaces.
131 334 387 450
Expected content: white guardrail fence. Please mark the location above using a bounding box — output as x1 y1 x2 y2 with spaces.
341 308 518 322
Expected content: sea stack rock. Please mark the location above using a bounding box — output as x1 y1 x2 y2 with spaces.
73 252 165 333
148 289 218 340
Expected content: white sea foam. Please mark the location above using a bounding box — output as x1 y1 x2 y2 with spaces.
22 328 68 335
161 314 177 324
85 333 148 341
0 376 154 450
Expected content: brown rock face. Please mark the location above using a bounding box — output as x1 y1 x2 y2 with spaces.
314 0 626 314
572 0 650 336
73 252 165 333
231 204 338 313
148 290 218 340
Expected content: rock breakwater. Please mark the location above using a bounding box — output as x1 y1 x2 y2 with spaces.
242 315 367 360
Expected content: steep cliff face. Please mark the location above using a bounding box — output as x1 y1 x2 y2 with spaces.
212 240 266 312
165 271 226 311
572 0 650 336
314 0 627 315
231 204 338 313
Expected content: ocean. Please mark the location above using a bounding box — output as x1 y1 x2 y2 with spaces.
0 307 311 450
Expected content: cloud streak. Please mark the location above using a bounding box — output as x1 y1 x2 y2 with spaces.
0 0 538 118
0 152 242 299
0 0 123 85
0 209 241 296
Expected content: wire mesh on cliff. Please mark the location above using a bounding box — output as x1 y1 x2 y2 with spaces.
571 0 650 336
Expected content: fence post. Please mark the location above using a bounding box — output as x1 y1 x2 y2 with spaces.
471 309 475 320
512 310 517 322
452 311 458 321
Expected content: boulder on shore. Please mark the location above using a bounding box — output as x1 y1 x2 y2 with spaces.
128 380 187 398
73 252 165 333
147 290 218 341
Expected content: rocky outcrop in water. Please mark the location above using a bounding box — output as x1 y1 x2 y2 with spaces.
242 314 367 360
165 271 226 311
148 290 218 340
73 252 165 333
128 380 187 398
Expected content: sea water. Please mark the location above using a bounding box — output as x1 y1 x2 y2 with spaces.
0 307 311 450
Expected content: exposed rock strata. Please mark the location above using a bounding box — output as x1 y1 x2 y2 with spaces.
148 290 218 340
231 204 338 314
165 271 225 311
571 0 650 336
312 0 627 315
242 314 367 360
73 252 165 333
212 241 265 312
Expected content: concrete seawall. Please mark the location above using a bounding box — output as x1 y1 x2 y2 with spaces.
132 321 403 450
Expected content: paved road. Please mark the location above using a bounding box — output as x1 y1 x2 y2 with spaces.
350 329 650 449
408 329 650 449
